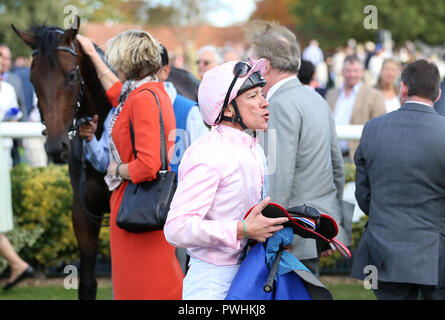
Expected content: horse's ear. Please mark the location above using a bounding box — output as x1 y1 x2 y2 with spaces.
11 24 36 49
61 15 80 44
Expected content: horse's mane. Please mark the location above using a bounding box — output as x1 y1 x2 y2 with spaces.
29 23 114 72
30 24 63 58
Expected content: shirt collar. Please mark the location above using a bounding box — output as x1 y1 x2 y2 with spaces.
341 81 362 95
405 100 433 108
217 123 256 149
266 75 297 100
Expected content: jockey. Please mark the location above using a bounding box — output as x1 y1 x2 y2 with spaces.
164 59 288 300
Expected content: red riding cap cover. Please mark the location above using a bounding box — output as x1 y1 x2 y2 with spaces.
245 202 351 259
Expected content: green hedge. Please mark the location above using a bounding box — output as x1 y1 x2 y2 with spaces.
1 163 365 273
0 164 110 273
319 162 367 269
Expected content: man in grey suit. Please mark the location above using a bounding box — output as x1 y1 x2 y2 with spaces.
245 20 352 276
351 59 445 299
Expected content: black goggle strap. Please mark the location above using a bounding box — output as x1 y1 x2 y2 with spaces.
216 68 242 125
215 62 252 125
220 99 248 130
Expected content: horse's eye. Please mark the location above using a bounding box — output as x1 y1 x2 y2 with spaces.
67 70 76 83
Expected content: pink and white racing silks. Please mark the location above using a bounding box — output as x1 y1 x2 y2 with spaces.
164 124 265 266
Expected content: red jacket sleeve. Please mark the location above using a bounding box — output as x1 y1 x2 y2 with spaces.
126 90 162 184
105 81 123 108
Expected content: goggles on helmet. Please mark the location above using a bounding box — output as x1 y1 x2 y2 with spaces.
215 61 266 125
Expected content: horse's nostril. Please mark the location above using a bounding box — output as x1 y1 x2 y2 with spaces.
60 142 69 162
45 139 70 164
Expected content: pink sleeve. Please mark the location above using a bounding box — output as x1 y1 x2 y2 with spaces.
164 159 241 250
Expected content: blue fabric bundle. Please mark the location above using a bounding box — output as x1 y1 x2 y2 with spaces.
265 227 310 277
225 228 311 300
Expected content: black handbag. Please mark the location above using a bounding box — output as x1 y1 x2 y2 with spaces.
116 89 177 233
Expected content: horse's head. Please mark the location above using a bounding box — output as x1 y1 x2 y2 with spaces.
12 17 84 163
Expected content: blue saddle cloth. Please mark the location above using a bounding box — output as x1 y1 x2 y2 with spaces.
225 228 312 300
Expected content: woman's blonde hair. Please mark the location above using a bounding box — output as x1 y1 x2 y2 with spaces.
106 30 162 80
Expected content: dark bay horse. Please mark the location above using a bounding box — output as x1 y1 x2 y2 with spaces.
12 18 111 300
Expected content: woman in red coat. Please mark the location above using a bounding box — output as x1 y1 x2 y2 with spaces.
77 31 183 299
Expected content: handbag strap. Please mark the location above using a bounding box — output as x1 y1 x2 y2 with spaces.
129 89 168 171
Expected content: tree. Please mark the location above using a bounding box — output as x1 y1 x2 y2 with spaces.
250 0 298 28
0 0 146 57
140 0 223 71
0 0 66 57
287 0 445 50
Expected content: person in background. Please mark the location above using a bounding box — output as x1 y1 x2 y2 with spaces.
0 124 34 291
0 52 21 169
0 45 24 115
325 55 386 161
434 53 445 117
352 59 445 300
157 44 208 174
222 46 241 62
196 45 223 80
21 93 48 167
11 56 47 167
11 56 34 119
77 30 183 300
298 59 327 98
374 59 402 113
77 111 113 174
0 45 25 166
368 43 386 86
302 39 324 68
157 44 208 274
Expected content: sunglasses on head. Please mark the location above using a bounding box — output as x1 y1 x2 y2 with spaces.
215 61 253 124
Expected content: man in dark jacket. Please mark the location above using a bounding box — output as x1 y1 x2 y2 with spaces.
351 59 445 300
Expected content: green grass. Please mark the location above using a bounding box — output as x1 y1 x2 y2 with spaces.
0 285 113 300
0 282 375 300
325 282 376 300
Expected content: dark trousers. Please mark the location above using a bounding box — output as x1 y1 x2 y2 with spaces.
175 247 189 275
373 281 445 300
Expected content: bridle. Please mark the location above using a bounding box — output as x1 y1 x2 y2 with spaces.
32 29 85 140
31 30 108 227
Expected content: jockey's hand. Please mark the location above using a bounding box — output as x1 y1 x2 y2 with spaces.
78 114 98 142
241 197 289 243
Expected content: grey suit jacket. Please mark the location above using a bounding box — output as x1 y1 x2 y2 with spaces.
259 79 351 260
351 103 445 286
